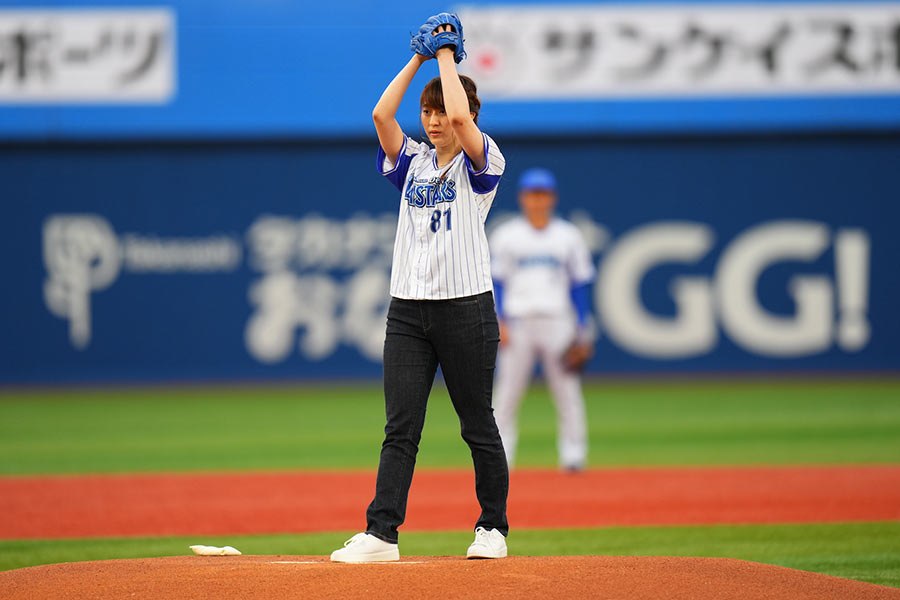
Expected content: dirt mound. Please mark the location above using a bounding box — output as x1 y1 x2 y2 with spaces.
1 555 897 600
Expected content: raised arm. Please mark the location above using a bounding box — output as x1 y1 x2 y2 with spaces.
434 34 486 171
373 54 429 165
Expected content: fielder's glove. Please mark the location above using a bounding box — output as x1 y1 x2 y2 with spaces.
563 342 594 373
410 12 466 63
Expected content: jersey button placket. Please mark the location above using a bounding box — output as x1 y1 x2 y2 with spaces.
416 211 429 292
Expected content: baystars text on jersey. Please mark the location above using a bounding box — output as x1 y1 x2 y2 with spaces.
404 174 457 208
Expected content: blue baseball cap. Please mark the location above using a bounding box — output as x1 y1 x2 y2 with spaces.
518 168 557 192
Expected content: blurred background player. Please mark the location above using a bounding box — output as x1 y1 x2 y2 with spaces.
490 168 596 472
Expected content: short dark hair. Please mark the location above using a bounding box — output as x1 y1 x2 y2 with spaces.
420 75 481 125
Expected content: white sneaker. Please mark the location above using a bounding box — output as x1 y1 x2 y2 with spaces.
466 527 507 559
330 532 399 563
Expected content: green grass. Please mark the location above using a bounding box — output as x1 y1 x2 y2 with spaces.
1 380 897 589
1 522 897 588
1 379 898 475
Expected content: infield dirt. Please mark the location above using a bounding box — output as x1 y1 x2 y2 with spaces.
2 555 899 600
2 465 899 538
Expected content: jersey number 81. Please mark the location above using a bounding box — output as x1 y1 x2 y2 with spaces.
430 209 452 233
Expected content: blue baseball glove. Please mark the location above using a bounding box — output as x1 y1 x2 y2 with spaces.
410 12 466 63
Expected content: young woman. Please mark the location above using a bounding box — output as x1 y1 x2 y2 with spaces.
330 20 509 562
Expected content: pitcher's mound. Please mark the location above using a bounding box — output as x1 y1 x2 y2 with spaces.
1 555 897 600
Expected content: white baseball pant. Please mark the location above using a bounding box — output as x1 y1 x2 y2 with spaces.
492 314 588 469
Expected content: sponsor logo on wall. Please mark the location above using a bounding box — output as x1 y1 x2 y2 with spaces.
243 214 397 363
458 4 900 98
43 215 241 349
595 221 870 358
41 213 397 363
0 8 175 102
42 213 871 363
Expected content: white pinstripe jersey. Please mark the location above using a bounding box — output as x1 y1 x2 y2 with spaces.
378 133 506 299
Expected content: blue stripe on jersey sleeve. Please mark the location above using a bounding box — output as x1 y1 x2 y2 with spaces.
377 136 414 192
569 282 591 325
464 134 501 194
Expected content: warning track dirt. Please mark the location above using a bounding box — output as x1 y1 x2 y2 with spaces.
0 465 898 539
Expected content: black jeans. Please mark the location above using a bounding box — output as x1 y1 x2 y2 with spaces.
365 291 509 543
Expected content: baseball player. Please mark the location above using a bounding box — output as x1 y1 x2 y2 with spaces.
490 168 596 472
330 13 509 563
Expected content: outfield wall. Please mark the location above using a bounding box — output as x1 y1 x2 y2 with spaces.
3 0 898 382
3 133 897 383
